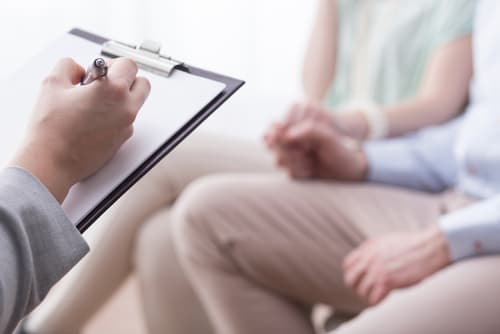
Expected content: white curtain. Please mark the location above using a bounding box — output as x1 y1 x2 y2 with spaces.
0 0 315 97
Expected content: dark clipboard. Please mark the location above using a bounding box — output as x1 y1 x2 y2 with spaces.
69 28 244 233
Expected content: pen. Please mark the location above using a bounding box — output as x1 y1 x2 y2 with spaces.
81 58 108 85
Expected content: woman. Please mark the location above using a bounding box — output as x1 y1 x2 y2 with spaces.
24 0 475 333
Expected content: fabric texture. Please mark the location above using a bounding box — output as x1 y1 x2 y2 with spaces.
326 0 476 108
0 167 88 333
173 174 500 334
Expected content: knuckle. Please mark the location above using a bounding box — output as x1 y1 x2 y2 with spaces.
141 77 151 90
121 125 134 141
119 58 138 72
109 79 130 97
124 109 138 124
290 102 301 110
136 77 151 98
57 57 75 68
41 74 60 86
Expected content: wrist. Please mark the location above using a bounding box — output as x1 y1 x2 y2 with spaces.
334 112 369 140
354 148 369 181
341 137 369 181
11 139 75 203
422 225 452 270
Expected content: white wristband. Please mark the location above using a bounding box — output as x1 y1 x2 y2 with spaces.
359 106 388 140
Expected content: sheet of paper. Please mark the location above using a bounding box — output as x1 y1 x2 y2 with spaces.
0 33 225 224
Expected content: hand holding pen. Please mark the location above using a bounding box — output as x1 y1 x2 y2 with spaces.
13 57 150 202
81 57 108 85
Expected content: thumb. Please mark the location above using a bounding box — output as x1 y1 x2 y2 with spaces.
49 58 86 86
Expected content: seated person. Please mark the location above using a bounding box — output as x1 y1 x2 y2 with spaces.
23 0 475 333
171 0 500 333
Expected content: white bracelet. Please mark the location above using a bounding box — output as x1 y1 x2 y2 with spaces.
359 105 388 140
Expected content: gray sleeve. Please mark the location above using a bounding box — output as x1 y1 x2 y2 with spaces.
0 167 88 333
363 117 462 192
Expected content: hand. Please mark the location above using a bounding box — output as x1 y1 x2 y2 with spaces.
264 102 368 181
11 58 151 202
343 225 452 306
264 103 370 145
334 111 370 141
264 102 336 149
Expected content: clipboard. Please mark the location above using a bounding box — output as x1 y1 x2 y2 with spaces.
72 29 243 232
0 28 244 233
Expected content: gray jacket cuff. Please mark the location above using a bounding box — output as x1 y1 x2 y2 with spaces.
0 167 88 299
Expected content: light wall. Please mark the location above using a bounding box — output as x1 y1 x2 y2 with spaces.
0 0 316 98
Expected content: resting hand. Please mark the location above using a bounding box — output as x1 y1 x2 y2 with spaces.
265 102 368 181
12 57 151 202
343 225 452 306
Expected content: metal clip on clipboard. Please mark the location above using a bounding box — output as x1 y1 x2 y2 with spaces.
101 40 184 77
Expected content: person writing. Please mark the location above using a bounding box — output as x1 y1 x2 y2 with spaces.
1 57 149 333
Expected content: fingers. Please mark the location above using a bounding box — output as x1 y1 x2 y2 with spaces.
283 101 329 127
130 76 151 110
48 58 86 86
368 282 389 306
264 122 289 149
356 268 378 301
343 241 392 306
343 252 370 290
284 120 325 150
283 103 307 127
275 148 313 179
107 58 139 90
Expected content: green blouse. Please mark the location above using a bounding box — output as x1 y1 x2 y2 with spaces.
325 0 477 109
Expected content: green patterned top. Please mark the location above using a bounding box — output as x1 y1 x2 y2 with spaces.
325 0 477 109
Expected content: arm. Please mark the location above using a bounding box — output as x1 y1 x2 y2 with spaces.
0 167 88 334
364 117 461 192
302 0 338 102
265 102 460 191
337 36 473 139
342 190 500 306
0 58 150 331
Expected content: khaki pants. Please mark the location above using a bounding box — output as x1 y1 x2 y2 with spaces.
171 174 500 334
26 133 274 334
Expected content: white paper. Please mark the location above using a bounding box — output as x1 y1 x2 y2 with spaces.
0 33 225 224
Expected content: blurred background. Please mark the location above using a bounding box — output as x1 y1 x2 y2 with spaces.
0 0 316 139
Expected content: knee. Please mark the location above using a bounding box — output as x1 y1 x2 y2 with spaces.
171 175 245 262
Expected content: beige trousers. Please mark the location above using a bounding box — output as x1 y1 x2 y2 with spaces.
26 133 274 334
172 174 500 334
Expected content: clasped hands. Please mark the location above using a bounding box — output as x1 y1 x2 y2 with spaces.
264 102 451 306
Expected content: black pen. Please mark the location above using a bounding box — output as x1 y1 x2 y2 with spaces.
81 58 108 85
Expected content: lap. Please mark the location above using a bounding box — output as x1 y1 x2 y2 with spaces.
174 174 446 313
335 256 500 334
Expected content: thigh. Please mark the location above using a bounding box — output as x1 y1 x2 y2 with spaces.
334 256 500 334
174 174 444 314
151 131 275 200
91 132 275 255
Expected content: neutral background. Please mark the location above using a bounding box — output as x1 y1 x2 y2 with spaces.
0 1 318 138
